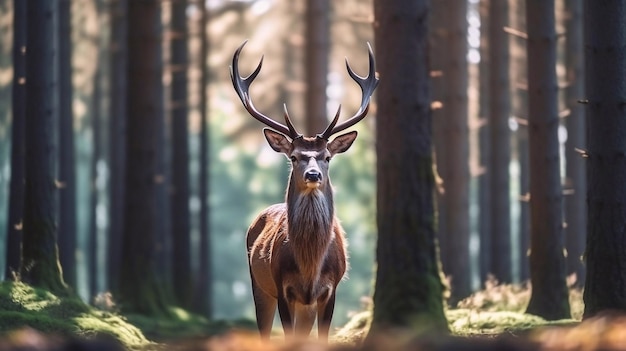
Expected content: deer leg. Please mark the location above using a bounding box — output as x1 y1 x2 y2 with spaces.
251 280 276 339
277 293 295 338
317 291 336 341
294 302 316 337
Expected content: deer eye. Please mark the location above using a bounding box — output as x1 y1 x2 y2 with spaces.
290 156 297 162
325 156 331 162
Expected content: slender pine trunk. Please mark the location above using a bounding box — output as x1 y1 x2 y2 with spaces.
170 0 192 308
525 0 570 320
57 0 77 288
488 0 512 283
5 0 27 280
563 0 586 286
21 0 67 295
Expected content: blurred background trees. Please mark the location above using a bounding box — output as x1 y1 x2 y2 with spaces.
0 0 616 330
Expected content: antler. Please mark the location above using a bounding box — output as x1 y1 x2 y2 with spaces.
319 42 379 140
230 40 301 139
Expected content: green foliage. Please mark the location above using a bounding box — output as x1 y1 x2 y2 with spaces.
0 281 150 348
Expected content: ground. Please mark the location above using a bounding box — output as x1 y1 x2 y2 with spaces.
3 278 624 351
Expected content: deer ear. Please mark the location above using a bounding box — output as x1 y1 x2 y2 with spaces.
263 128 292 154
328 131 358 155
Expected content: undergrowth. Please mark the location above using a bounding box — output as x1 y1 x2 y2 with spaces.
0 277 586 349
334 276 584 344
0 281 150 349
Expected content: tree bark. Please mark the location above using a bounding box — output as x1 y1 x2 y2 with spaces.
21 0 67 295
524 0 570 320
5 0 26 280
304 0 330 136
368 0 448 335
583 0 626 318
107 0 126 293
510 0 529 283
477 0 491 286
430 0 449 284
488 0 512 283
170 0 192 308
194 0 212 317
119 0 171 315
434 0 471 301
57 0 77 289
89 14 104 296
563 0 586 286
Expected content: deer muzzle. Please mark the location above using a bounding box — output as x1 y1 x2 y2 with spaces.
304 169 323 188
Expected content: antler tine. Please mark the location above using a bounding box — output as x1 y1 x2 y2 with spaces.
230 40 300 139
318 105 341 139
283 104 302 139
320 42 379 140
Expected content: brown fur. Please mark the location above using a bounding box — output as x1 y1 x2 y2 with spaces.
246 133 356 340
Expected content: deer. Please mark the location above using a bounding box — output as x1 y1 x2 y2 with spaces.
230 41 378 341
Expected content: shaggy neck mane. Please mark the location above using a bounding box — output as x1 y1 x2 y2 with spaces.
286 184 334 281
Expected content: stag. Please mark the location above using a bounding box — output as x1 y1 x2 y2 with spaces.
230 41 378 340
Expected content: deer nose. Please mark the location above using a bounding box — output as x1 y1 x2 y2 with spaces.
304 170 322 183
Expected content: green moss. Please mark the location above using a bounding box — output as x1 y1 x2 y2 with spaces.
0 281 150 349
126 306 256 341
448 309 548 335
333 311 372 345
335 279 586 346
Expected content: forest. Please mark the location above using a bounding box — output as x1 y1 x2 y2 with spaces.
0 0 625 350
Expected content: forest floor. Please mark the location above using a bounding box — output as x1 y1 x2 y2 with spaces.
2 278 625 351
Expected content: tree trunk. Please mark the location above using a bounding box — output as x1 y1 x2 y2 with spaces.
194 0 212 317
57 0 77 289
488 0 512 283
477 0 491 286
583 0 626 318
435 0 471 301
510 0 529 283
89 23 104 297
119 0 171 315
107 0 126 293
563 0 586 287
524 0 570 320
5 0 26 280
304 0 330 136
369 0 448 335
21 0 67 294
430 0 449 282
170 0 192 308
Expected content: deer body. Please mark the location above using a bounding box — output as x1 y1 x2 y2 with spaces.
230 41 378 340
